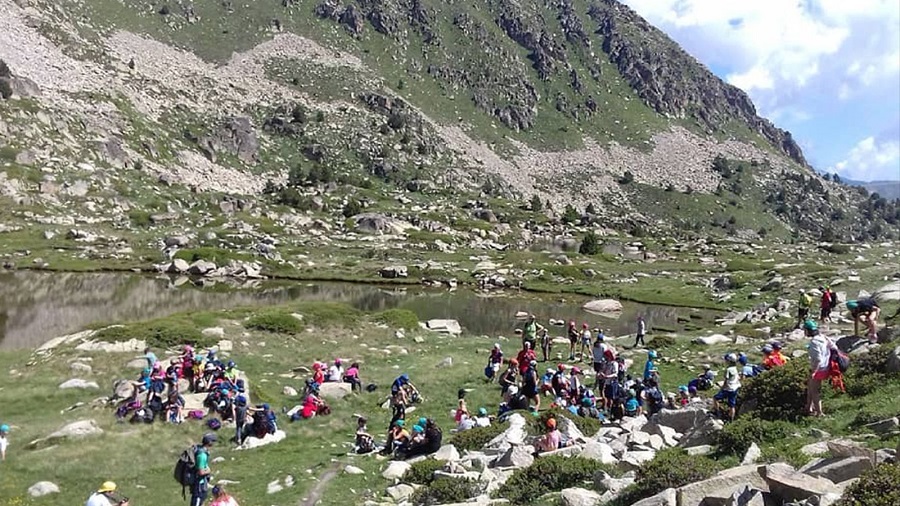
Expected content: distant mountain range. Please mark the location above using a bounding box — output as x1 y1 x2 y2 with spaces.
840 177 900 201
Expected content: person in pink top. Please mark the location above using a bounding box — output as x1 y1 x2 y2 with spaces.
210 485 239 506
535 418 561 453
342 362 362 392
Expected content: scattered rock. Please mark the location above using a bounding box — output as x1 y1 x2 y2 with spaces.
763 462 839 502
382 460 411 480
741 442 761 465
283 386 298 396
166 259 190 274
434 444 460 462
581 441 618 465
633 487 676 506
800 456 872 484
69 362 93 374
344 465 364 475
863 417 899 435
561 487 602 506
318 382 352 399
826 439 877 464
493 444 535 468
32 419 103 448
202 327 226 338
59 379 99 390
654 407 707 434
582 299 623 314
386 484 415 501
694 334 731 345
424 319 462 335
676 464 767 506
28 482 60 497
380 265 408 278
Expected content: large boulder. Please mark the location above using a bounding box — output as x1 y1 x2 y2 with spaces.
236 430 287 450
386 484 415 501
59 378 99 390
318 382 353 400
643 422 681 447
581 441 618 465
28 482 60 497
486 414 528 451
560 488 602 506
653 407 707 434
633 488 676 506
434 444 461 462
800 456 872 484
353 213 415 235
166 258 190 274
30 420 103 448
763 463 839 502
492 444 535 468
382 460 411 480
874 281 900 302
826 439 877 464
676 464 768 506
694 334 731 345
380 265 408 279
582 299 623 314
619 450 656 471
188 260 217 276
424 319 462 335
678 417 723 448
726 486 765 506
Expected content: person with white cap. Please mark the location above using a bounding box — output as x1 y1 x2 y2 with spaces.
85 481 129 506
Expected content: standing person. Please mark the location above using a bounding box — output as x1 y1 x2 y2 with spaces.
0 424 8 462
210 485 239 506
516 343 536 375
601 349 619 409
820 286 833 322
191 433 217 506
141 347 158 370
568 367 584 401
567 321 579 361
643 350 659 383
233 395 248 445
455 389 469 424
591 335 608 389
85 482 129 506
523 314 542 349
579 324 592 362
805 320 834 417
390 374 412 426
538 327 551 362
847 298 881 343
522 360 541 411
487 344 504 383
797 290 813 329
712 353 741 421
633 316 647 348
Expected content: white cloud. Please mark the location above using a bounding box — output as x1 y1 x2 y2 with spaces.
623 0 900 104
831 136 900 181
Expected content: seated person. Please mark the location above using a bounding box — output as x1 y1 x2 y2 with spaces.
354 416 376 454
534 418 563 453
343 363 362 392
166 390 186 423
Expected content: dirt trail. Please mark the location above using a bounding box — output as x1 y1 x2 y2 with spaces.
301 463 341 506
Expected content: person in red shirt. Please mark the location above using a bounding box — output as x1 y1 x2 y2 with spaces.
820 286 833 322
516 343 536 375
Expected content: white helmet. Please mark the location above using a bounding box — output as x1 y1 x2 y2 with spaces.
508 386 519 395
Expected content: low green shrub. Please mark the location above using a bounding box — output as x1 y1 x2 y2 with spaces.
375 309 420 331
649 334 677 349
411 477 481 506
128 209 153 228
836 463 900 506
845 345 893 398
245 311 303 334
496 456 615 504
740 358 809 422
715 416 795 456
290 302 362 327
93 319 211 349
449 422 509 451
403 458 446 485
611 448 721 506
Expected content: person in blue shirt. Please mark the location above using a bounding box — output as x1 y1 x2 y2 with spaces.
738 353 762 378
624 390 642 417
643 350 659 382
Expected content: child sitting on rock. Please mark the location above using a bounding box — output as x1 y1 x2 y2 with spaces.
354 416 376 454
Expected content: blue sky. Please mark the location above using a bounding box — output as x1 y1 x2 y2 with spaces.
624 0 900 182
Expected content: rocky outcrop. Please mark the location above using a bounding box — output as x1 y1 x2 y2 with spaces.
587 0 806 166
191 117 259 164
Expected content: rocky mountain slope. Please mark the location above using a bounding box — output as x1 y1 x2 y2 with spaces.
0 0 898 277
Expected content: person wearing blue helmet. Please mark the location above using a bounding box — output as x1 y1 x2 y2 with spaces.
738 353 761 378
389 374 415 427
643 350 659 382
805 319 834 417
0 424 9 462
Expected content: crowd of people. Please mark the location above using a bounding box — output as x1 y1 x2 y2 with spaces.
70 284 882 504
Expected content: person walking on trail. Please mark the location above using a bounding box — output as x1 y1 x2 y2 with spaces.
819 286 834 322
191 433 216 506
579 324 592 363
712 353 741 421
567 321 579 361
633 316 647 348
846 298 881 343
797 290 813 328
210 485 240 506
805 320 834 417
85 481 129 506
523 314 543 349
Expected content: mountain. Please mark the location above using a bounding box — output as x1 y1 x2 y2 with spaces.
0 0 898 274
840 177 900 201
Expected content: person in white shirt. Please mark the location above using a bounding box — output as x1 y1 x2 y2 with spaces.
804 320 833 417
327 358 344 383
474 407 491 428
0 424 9 462
712 353 741 421
85 481 129 506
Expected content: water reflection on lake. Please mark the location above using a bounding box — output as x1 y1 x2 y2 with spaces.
0 271 714 349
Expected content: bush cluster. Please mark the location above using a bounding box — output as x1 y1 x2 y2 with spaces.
740 358 809 422
845 345 894 398
411 478 481 506
612 449 721 506
245 311 304 335
290 302 361 327
403 458 446 485
714 416 795 456
374 309 420 331
93 320 212 349
496 456 615 504
836 463 900 506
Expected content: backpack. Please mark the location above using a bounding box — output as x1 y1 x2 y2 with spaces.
174 445 199 498
829 292 839 309
356 433 375 454
831 350 851 373
207 418 221 430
